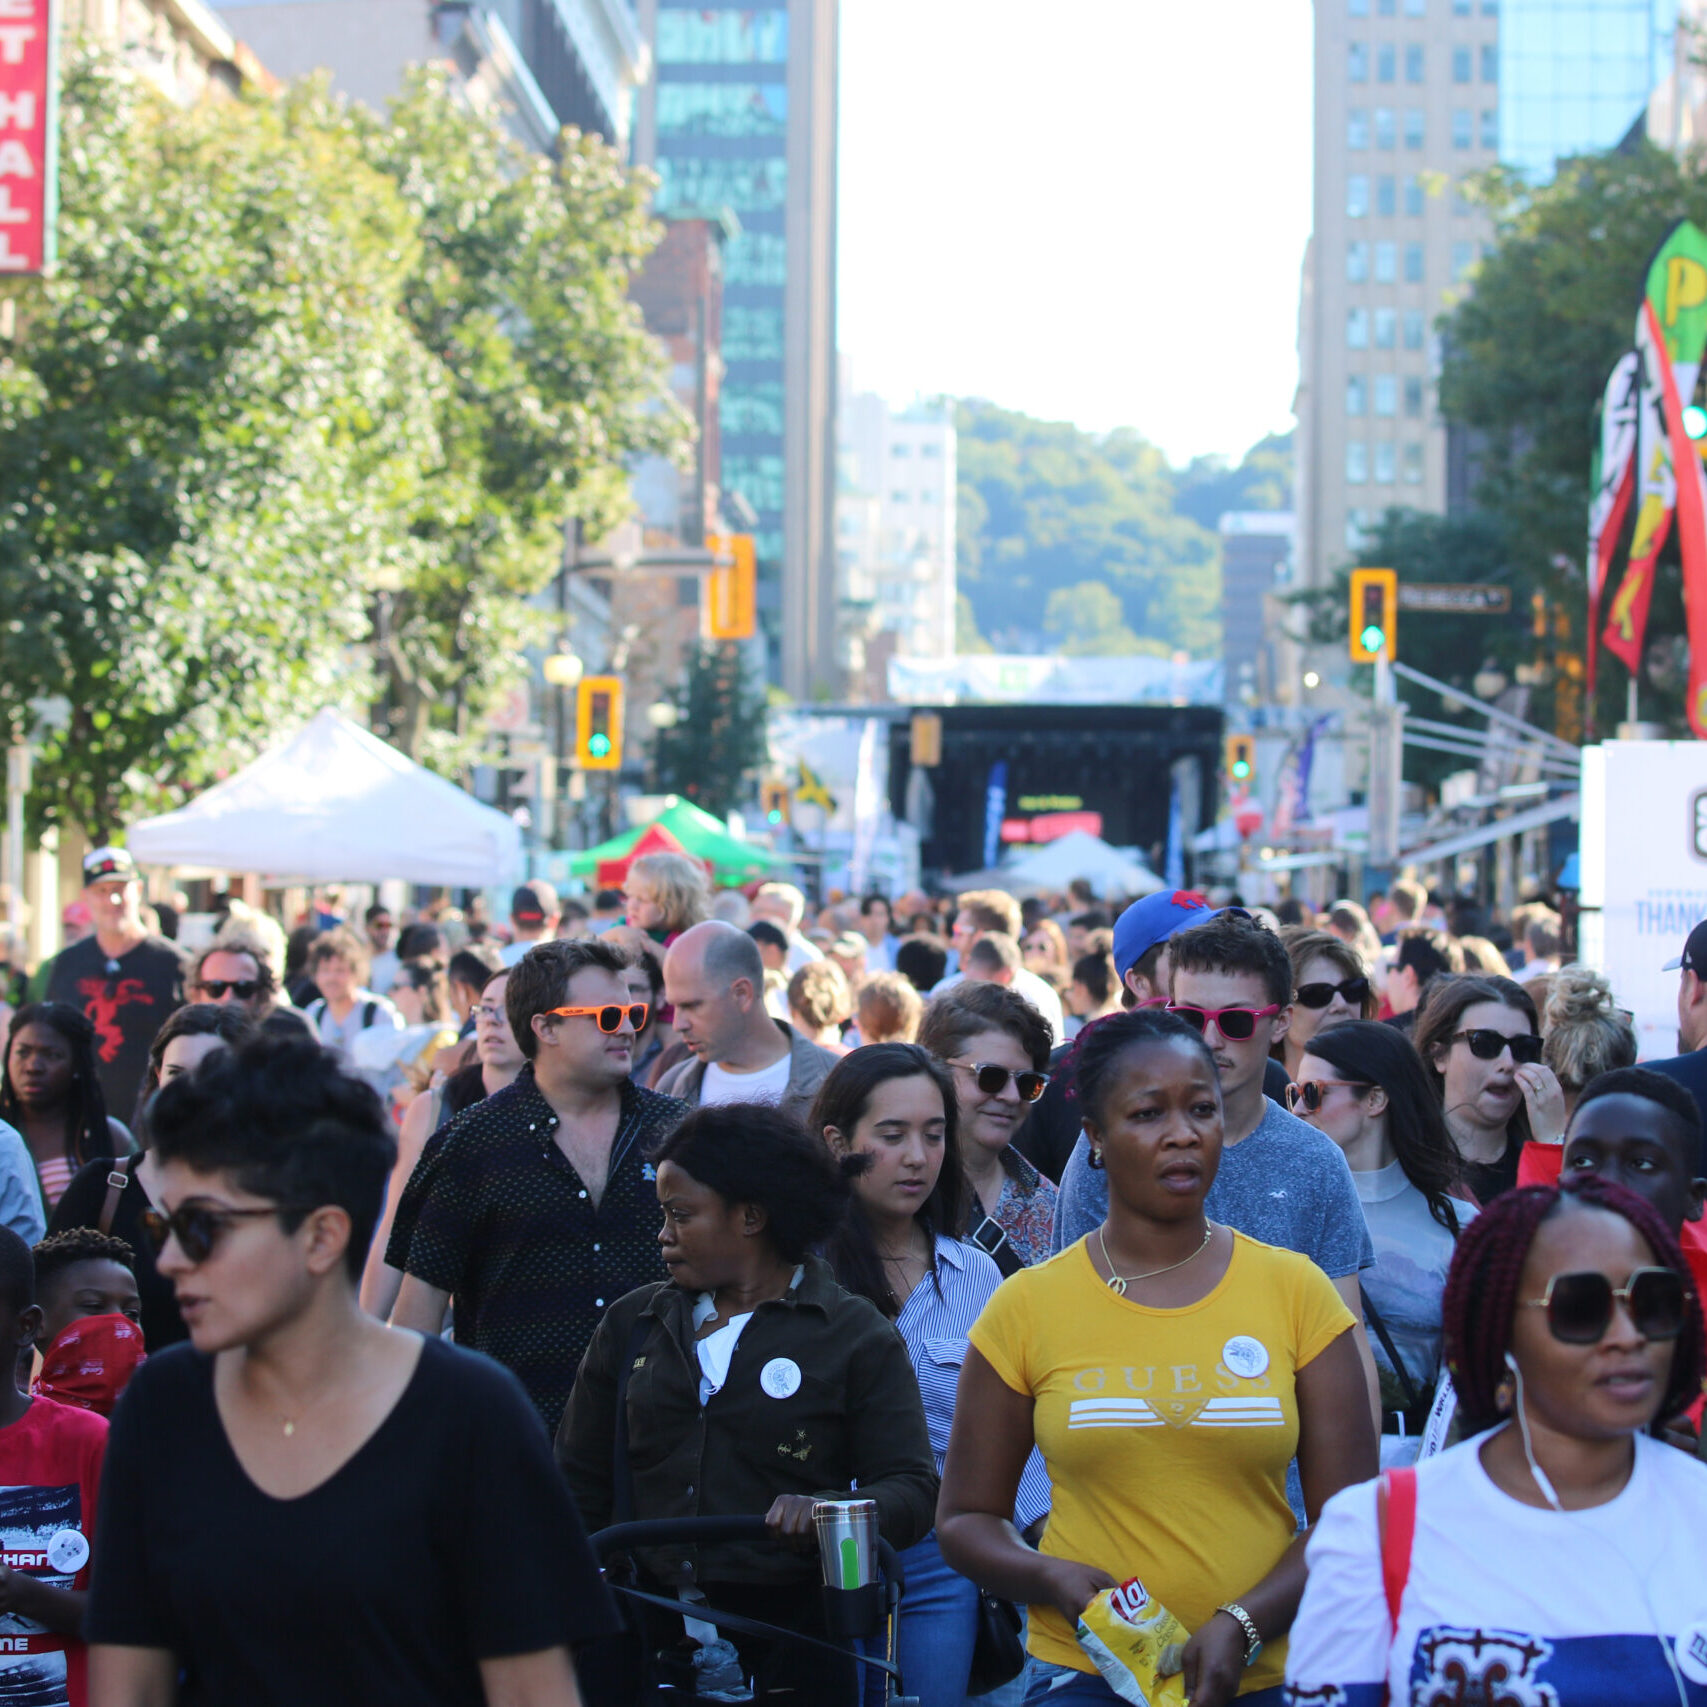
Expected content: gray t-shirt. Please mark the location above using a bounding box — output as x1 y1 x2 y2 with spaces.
1049 1096 1374 1280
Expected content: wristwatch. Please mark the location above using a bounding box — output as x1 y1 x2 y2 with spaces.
1216 1602 1263 1668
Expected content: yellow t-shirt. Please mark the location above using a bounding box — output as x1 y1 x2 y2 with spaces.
967 1230 1354 1694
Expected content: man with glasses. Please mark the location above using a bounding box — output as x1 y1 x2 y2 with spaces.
388 938 686 1431
188 935 312 1040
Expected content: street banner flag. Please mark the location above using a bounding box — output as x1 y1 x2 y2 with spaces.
1603 221 1707 678
1586 351 1639 702
0 0 57 276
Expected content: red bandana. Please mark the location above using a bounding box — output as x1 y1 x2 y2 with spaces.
33 1314 147 1417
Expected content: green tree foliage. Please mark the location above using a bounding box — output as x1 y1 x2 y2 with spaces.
1043 582 1162 656
651 644 768 818
0 44 687 836
1172 432 1293 531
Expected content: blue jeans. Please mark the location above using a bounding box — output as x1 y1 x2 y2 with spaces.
894 1530 980 1707
1021 1659 1285 1705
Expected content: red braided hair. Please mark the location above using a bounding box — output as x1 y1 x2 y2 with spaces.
1442 1175 1706 1435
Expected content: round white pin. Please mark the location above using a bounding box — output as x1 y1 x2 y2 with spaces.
47 1529 89 1575
760 1357 802 1399
1677 1621 1707 1686
1222 1336 1270 1380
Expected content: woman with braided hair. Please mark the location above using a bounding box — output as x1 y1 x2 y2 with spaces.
1286 1176 1707 1707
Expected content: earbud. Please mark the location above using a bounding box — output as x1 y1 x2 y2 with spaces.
1504 1350 1519 1374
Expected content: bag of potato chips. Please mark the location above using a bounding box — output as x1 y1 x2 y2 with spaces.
1075 1576 1191 1707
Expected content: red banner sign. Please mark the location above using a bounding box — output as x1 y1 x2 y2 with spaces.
0 0 54 276
999 811 1104 845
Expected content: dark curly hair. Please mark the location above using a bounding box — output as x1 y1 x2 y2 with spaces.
32 1228 135 1292
1442 1175 1705 1436
649 1101 858 1265
1068 1008 1219 1130
917 980 1052 1074
1 1003 112 1171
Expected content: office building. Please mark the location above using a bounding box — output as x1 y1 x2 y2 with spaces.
633 0 840 700
1220 512 1296 708
836 392 957 698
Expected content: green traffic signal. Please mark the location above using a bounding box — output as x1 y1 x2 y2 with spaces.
1360 623 1386 654
767 808 783 825
589 732 612 758
1686 404 1707 441
1231 758 1251 780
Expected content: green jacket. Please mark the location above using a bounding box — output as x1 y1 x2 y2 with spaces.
556 1255 937 1587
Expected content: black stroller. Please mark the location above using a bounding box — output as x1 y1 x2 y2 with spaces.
586 1514 920 1706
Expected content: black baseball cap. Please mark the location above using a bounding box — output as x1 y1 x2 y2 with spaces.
1664 919 1707 974
510 880 559 923
82 846 137 884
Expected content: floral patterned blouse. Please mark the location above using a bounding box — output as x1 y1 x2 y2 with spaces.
972 1147 1059 1269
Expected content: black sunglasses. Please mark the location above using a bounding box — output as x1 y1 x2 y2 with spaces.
197 980 261 1001
1520 1266 1689 1345
948 1060 1050 1102
1453 1028 1543 1065
1296 977 1370 1010
140 1203 295 1264
1285 1078 1371 1114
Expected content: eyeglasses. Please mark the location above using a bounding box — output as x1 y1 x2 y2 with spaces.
140 1204 293 1264
542 1003 649 1034
1520 1266 1690 1345
1452 1028 1544 1065
1166 1002 1282 1042
947 1059 1050 1102
196 980 261 1001
1295 977 1370 1010
1285 1079 1371 1114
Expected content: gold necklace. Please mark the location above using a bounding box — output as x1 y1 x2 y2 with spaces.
1096 1222 1213 1297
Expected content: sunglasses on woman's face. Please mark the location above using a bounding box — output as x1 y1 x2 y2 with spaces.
140 1203 291 1265
1166 1002 1281 1042
1452 1028 1543 1065
948 1059 1050 1102
1285 1079 1371 1114
1295 977 1370 1010
542 1003 649 1034
1520 1266 1689 1345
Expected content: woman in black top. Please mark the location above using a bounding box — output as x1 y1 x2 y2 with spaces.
558 1101 937 1706
51 1005 254 1350
86 1034 612 1707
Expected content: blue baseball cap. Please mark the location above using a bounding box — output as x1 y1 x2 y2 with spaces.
1112 890 1217 982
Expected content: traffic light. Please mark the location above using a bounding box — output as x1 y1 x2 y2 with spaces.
1225 734 1255 788
575 675 623 770
909 712 942 767
706 533 757 641
1349 567 1398 663
761 779 791 827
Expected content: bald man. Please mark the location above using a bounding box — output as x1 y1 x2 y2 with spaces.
656 920 838 1126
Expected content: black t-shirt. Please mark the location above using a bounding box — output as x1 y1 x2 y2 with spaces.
50 1155 184 1351
86 1337 617 1706
45 935 188 1119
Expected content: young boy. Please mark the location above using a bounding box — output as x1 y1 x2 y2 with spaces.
30 1232 145 1419
0 1225 107 1707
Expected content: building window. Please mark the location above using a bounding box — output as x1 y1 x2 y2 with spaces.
1350 0 1369 11
1375 307 1397 348
1403 442 1425 483
1348 108 1369 148
1348 241 1370 282
1481 43 1497 82
1452 45 1471 82
1405 44 1425 82
1453 0 1470 11
1404 242 1424 282
724 231 786 287
1375 107 1396 149
1378 42 1396 81
721 382 784 436
655 156 787 214
1404 375 1425 417
1404 309 1425 349
1375 441 1397 483
1348 307 1370 347
654 8 788 62
1404 0 1425 13
1347 375 1368 416
1375 240 1397 283
1480 109 1498 148
1348 174 1369 216
1404 173 1424 215
656 82 788 137
1452 108 1472 148
921 443 943 458
1376 174 1397 215
1482 0 1497 12
1404 108 1425 147
891 491 909 504
1374 375 1398 416
1347 443 1369 483
890 444 911 457
723 305 784 362
1453 240 1476 279
1378 0 1395 12
1349 41 1369 80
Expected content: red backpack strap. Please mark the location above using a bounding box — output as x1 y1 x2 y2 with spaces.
1377 1466 1418 1630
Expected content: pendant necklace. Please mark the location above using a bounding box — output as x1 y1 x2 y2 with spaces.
1096 1222 1214 1297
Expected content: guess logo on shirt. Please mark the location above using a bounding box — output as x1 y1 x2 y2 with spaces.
1065 1352 1281 1430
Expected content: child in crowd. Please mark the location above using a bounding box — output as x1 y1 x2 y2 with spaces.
30 1232 145 1419
0 1225 107 1707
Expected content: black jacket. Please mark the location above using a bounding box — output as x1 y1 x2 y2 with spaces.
556 1255 937 1587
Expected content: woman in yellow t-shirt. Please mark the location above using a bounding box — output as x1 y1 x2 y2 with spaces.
938 1008 1377 1707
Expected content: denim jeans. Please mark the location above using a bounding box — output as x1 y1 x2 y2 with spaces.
893 1530 980 1707
1020 1658 1285 1705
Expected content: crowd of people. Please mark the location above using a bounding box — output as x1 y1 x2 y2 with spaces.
0 847 1701 1707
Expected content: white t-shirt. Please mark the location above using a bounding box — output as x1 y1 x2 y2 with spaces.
1286 1431 1707 1705
700 1052 793 1108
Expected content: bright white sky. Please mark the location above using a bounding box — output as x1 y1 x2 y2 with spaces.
836 0 1315 468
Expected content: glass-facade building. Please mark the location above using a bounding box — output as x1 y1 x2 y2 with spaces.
1500 0 1678 176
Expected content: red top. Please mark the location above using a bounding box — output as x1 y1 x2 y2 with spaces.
0 1396 108 1707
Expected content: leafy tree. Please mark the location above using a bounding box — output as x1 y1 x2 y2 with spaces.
954 594 993 655
651 643 768 818
1172 432 1293 531
1044 582 1163 656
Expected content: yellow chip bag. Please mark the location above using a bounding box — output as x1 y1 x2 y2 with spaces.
1075 1576 1191 1707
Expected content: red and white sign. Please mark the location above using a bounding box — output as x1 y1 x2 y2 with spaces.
0 0 53 276
999 810 1104 845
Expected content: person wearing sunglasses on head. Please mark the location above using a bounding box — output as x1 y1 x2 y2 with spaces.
918 981 1059 1272
1413 974 1561 1205
1285 1174 1707 1707
388 939 688 1434
86 1034 614 1707
1275 931 1376 1085
1288 1021 1476 1463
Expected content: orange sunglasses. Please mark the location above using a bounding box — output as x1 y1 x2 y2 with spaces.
542 1003 649 1033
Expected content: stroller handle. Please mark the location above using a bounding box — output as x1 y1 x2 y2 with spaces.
590 1515 907 1594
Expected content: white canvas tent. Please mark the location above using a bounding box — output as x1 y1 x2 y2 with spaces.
1006 830 1165 898
128 710 522 886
